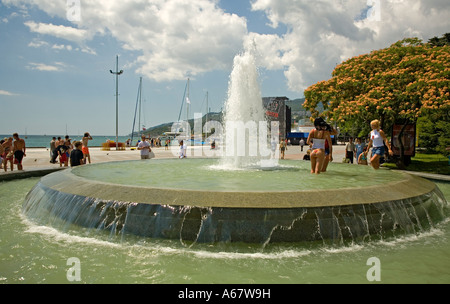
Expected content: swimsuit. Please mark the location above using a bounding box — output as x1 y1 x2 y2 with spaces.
60 152 68 163
312 138 325 150
82 146 90 155
310 129 327 157
14 150 24 164
3 148 13 160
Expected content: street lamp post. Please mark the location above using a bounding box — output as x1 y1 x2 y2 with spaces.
110 55 123 150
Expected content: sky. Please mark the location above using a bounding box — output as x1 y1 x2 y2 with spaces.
1 0 449 136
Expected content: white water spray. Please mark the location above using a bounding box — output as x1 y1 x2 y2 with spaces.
220 48 277 169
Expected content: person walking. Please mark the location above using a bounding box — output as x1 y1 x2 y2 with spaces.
306 117 332 174
12 133 26 171
279 139 287 159
50 137 56 163
345 137 355 164
137 135 152 159
367 120 393 169
299 138 305 152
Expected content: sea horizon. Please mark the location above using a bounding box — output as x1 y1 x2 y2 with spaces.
0 134 135 148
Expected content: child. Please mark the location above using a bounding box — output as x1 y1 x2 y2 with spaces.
70 141 85 167
303 149 311 161
58 146 69 167
358 148 368 165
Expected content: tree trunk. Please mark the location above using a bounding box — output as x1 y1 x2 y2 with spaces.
395 123 408 170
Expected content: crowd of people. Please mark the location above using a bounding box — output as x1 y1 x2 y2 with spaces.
2 120 395 173
0 133 26 172
49 132 92 167
127 137 165 148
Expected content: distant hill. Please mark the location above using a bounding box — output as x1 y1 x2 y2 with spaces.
286 97 306 112
137 112 223 137
138 97 314 137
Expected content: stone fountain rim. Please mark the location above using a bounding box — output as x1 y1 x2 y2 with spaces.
38 161 437 209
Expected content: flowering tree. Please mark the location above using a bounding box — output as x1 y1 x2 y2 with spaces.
304 37 450 167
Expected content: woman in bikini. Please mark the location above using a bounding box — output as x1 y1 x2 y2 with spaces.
307 117 333 174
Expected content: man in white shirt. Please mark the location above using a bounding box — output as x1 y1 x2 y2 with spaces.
138 135 152 159
179 140 187 158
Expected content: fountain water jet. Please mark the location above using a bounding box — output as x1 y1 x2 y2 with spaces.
221 48 276 169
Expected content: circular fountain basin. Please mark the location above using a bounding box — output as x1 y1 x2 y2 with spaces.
23 159 449 244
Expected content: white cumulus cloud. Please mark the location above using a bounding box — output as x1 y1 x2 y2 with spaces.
7 0 450 93
11 0 248 82
26 62 65 71
24 21 90 43
250 0 450 92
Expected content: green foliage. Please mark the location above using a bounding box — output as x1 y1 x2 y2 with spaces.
418 111 450 156
304 33 450 147
428 33 450 47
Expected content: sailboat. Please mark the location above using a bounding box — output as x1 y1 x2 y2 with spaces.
130 77 147 146
177 78 191 122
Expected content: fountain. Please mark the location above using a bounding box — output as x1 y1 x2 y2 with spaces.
22 49 450 246
220 48 274 169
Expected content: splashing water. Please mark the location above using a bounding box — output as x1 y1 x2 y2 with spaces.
220 48 275 169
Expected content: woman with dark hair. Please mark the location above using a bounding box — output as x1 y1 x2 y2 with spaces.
306 118 332 174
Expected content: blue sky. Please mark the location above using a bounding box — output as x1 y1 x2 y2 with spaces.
1 0 449 136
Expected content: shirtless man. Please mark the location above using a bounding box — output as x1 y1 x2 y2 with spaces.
13 133 26 171
82 132 93 164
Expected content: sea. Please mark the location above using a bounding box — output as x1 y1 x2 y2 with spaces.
0 134 132 148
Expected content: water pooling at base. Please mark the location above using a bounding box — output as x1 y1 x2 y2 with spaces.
2 178 450 283
70 158 405 191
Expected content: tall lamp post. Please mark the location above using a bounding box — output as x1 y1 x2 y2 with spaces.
110 55 123 150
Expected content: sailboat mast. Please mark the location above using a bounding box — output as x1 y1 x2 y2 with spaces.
206 91 209 122
177 80 188 123
186 78 190 121
131 77 143 146
138 77 142 138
